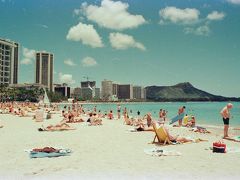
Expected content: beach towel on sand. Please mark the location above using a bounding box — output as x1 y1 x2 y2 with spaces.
25 148 71 158
144 148 181 156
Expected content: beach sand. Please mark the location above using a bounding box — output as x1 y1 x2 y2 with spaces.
0 113 240 180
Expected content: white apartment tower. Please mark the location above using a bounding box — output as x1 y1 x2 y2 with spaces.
0 38 19 86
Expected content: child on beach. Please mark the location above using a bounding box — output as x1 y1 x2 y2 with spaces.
108 110 113 120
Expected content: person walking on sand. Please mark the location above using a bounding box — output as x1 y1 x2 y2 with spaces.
220 103 233 138
178 106 186 126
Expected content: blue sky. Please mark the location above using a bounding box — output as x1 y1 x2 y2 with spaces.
1 0 240 97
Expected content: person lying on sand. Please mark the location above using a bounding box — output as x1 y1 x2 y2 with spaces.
135 123 154 131
190 126 211 133
38 123 75 131
66 118 84 123
32 147 59 153
164 126 207 143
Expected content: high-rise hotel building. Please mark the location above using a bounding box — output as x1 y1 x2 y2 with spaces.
101 80 113 101
35 52 54 91
0 38 19 86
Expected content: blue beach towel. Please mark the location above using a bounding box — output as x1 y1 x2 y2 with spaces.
29 149 71 158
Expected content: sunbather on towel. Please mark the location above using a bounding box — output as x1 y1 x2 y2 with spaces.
32 147 59 153
38 123 75 131
190 126 211 133
164 127 205 143
134 123 154 131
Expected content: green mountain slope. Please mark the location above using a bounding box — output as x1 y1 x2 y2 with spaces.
146 82 240 101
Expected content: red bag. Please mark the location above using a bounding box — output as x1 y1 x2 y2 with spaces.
213 141 226 153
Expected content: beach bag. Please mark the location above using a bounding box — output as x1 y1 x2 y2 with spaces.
212 141 226 153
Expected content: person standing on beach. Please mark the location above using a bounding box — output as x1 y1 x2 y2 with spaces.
123 107 127 119
178 106 186 126
117 104 121 119
159 109 163 119
137 110 140 116
93 106 97 113
220 103 233 138
145 113 152 127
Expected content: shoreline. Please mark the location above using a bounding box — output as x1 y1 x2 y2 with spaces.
55 101 240 105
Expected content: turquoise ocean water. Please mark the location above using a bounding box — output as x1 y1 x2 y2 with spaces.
60 102 240 127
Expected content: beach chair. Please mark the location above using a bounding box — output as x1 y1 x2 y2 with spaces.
152 123 171 145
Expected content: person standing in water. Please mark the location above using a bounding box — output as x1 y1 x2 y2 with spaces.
117 104 121 119
220 103 233 138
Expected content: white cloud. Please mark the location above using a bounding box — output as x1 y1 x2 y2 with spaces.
207 11 225 21
58 73 75 84
159 6 200 24
64 59 76 66
20 47 36 65
80 0 146 30
73 8 81 16
66 22 104 48
227 0 240 5
184 25 210 36
109 32 146 51
81 57 97 67
37 24 49 28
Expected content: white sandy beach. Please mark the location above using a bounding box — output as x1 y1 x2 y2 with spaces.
0 113 240 180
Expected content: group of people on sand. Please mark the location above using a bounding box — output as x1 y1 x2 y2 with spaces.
0 100 239 142
0 101 60 118
0 102 33 117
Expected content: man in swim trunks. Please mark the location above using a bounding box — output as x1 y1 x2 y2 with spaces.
178 106 185 126
220 103 233 138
